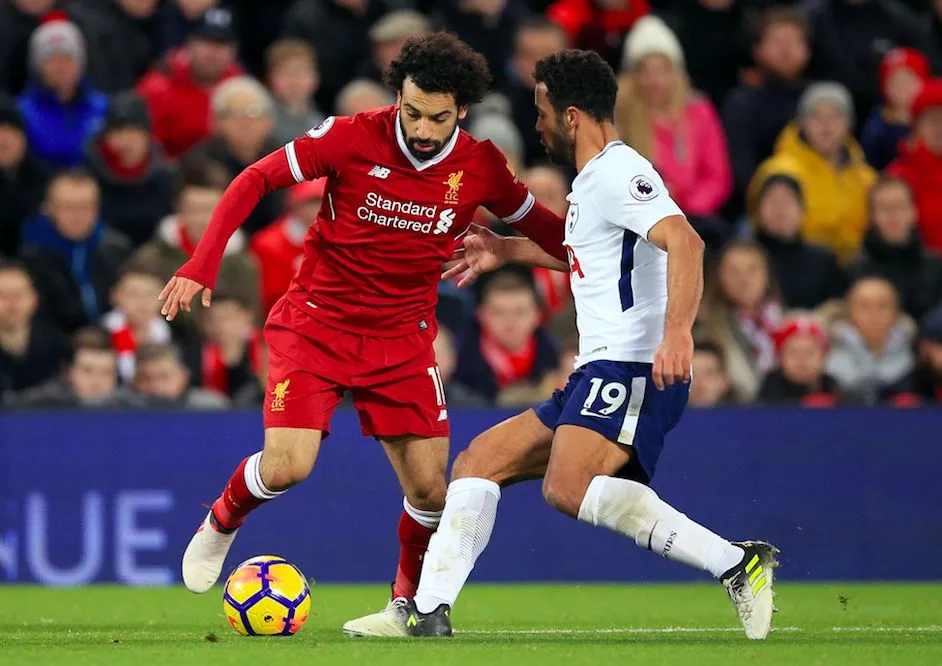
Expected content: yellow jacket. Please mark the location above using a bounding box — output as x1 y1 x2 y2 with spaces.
748 123 877 263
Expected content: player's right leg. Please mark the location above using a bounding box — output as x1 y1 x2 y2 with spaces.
406 408 555 636
182 427 322 593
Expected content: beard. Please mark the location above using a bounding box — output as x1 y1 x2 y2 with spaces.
542 127 576 166
400 118 449 161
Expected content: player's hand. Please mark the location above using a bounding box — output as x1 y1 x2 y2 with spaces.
441 225 507 288
158 276 212 321
652 328 693 391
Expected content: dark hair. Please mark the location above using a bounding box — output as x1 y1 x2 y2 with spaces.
479 268 538 305
869 174 914 207
515 15 566 46
533 49 617 123
72 327 113 361
0 257 33 283
383 32 491 108
137 342 185 367
752 6 810 47
47 167 99 196
694 339 727 369
175 154 230 196
211 287 254 311
117 257 165 284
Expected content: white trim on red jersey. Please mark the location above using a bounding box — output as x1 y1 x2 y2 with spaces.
394 110 461 171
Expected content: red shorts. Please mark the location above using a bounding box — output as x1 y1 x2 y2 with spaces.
262 299 449 438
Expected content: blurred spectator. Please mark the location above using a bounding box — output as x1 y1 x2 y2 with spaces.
265 39 326 146
17 12 109 168
538 335 578 394
660 0 752 109
280 0 413 114
101 260 172 383
802 0 940 127
133 342 230 409
334 78 395 117
469 112 525 175
697 240 783 402
137 6 243 159
750 173 845 310
68 0 160 92
825 275 915 404
0 0 56 95
722 6 810 207
10 326 143 408
689 341 737 407
887 80 942 254
433 325 487 406
849 177 942 320
617 16 733 233
909 304 942 403
521 165 572 319
134 156 259 343
432 0 524 90
232 337 268 407
502 17 567 165
19 169 131 332
861 48 929 170
454 270 559 404
185 289 264 397
0 258 68 395
84 91 176 248
0 94 49 257
250 179 324 314
357 10 431 83
758 316 842 406
153 0 228 54
186 76 283 234
748 82 877 263
546 0 648 68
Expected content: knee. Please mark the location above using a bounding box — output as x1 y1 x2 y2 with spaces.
259 447 314 491
541 470 588 518
405 478 446 512
451 439 503 484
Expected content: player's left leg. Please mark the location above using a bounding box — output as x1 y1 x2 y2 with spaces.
542 360 778 639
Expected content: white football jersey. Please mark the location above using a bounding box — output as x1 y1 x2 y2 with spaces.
564 141 684 368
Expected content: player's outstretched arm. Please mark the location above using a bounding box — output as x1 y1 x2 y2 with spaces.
161 150 302 320
509 200 568 263
647 215 705 390
442 225 568 288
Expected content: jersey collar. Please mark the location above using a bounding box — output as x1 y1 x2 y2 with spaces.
395 109 460 171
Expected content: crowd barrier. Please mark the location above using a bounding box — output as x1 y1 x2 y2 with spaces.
1 407 940 585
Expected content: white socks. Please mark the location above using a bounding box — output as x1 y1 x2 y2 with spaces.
245 452 285 500
578 475 744 578
413 478 501 613
403 497 443 530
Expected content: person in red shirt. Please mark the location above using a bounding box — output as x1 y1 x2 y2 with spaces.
159 33 566 634
250 178 326 315
136 8 243 159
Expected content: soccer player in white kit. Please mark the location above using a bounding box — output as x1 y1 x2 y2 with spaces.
355 49 778 640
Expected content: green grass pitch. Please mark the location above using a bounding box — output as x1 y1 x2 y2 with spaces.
2 583 940 665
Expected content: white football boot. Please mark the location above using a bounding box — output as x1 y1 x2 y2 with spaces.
343 587 410 637
181 511 239 593
720 540 780 639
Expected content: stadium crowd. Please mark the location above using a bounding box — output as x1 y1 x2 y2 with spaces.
1 0 942 410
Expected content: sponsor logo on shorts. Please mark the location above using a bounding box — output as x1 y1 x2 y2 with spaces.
271 379 290 412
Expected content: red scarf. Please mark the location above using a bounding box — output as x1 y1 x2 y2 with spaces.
479 329 537 388
98 138 151 180
201 331 264 395
177 222 198 257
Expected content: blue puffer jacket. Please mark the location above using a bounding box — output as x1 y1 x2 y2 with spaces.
17 80 108 168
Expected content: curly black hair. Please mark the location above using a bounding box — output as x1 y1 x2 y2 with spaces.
383 32 492 108
533 49 617 123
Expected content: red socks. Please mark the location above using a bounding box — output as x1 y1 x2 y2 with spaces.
211 454 274 531
392 508 440 599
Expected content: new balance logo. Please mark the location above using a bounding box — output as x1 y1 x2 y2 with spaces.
434 208 455 235
437 409 448 422
368 165 391 179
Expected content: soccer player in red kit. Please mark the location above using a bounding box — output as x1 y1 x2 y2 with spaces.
158 33 566 636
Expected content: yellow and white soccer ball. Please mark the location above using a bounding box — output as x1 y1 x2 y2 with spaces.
223 555 311 636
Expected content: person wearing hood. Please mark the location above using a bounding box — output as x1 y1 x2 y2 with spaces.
748 82 877 264
19 168 131 332
16 11 109 168
133 154 258 344
750 172 846 310
848 177 942 321
0 93 49 257
136 6 243 159
85 91 176 248
860 48 929 170
887 80 942 254
825 275 915 404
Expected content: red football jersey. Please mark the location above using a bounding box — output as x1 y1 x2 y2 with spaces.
281 106 533 336
178 105 566 338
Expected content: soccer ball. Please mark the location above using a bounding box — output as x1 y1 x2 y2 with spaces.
223 555 311 636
